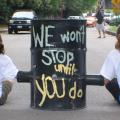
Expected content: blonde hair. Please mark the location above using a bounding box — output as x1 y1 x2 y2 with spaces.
115 25 120 50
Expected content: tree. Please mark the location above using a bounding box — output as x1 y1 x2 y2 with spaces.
7 0 34 11
0 0 98 22
32 0 61 17
64 0 97 17
32 0 97 18
0 0 10 23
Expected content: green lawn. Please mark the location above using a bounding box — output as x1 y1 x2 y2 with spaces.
108 25 117 33
0 24 7 28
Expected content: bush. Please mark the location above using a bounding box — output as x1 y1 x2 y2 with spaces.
110 17 120 26
108 25 117 33
0 16 7 24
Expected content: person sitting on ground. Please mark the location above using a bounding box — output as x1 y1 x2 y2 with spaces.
100 25 120 104
0 34 18 105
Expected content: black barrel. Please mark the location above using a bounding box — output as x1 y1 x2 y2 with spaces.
32 75 86 109
31 48 86 77
17 19 104 110
31 19 86 49
30 19 87 110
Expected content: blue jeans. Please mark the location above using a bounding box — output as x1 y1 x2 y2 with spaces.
105 79 120 104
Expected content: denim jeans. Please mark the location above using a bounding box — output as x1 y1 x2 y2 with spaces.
105 79 120 104
0 81 12 105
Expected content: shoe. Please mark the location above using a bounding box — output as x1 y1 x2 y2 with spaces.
103 36 106 38
98 36 101 38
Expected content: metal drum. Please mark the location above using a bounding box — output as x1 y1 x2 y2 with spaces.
17 19 104 110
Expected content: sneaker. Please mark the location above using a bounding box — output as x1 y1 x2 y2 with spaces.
98 36 101 38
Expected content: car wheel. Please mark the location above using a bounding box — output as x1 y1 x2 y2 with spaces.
8 29 12 34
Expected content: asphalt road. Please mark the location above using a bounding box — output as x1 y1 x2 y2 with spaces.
0 28 120 120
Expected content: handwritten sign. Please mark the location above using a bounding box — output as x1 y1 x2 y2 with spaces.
31 48 85 77
31 20 86 109
31 20 86 49
35 74 84 107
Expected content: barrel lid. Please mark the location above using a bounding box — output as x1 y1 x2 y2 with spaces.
31 19 86 49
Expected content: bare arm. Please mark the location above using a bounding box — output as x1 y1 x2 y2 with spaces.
104 78 110 86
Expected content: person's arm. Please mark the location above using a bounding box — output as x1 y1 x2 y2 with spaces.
104 78 110 86
100 52 115 85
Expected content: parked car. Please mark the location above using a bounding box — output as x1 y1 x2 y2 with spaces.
109 14 120 26
8 10 38 34
104 12 113 24
67 15 84 20
85 16 97 27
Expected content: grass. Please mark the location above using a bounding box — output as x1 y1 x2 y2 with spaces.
0 24 7 28
108 25 117 33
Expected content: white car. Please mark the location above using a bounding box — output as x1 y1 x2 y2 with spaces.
104 12 113 24
67 16 84 20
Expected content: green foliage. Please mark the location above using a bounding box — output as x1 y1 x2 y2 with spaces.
49 0 60 15
0 0 98 22
0 0 10 23
32 0 61 17
110 17 120 26
65 0 97 14
7 0 34 10
109 25 117 33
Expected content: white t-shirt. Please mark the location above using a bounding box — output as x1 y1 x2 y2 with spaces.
100 49 120 88
0 54 18 97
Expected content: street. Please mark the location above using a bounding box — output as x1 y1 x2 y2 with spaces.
0 28 120 120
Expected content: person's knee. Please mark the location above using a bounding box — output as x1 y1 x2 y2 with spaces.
0 80 13 105
2 80 13 93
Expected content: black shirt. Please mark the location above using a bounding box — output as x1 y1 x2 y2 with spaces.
96 11 104 24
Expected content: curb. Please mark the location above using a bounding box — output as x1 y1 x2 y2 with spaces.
105 30 116 36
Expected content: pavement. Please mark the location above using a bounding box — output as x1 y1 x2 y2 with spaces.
0 26 120 120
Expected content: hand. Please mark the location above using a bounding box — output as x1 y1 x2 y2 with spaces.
104 79 110 86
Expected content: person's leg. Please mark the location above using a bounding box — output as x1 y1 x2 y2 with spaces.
98 30 101 38
0 81 13 105
102 22 106 38
96 23 101 38
105 79 120 104
102 30 106 38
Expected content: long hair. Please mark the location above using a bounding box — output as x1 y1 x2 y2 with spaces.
115 26 120 50
0 35 5 54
